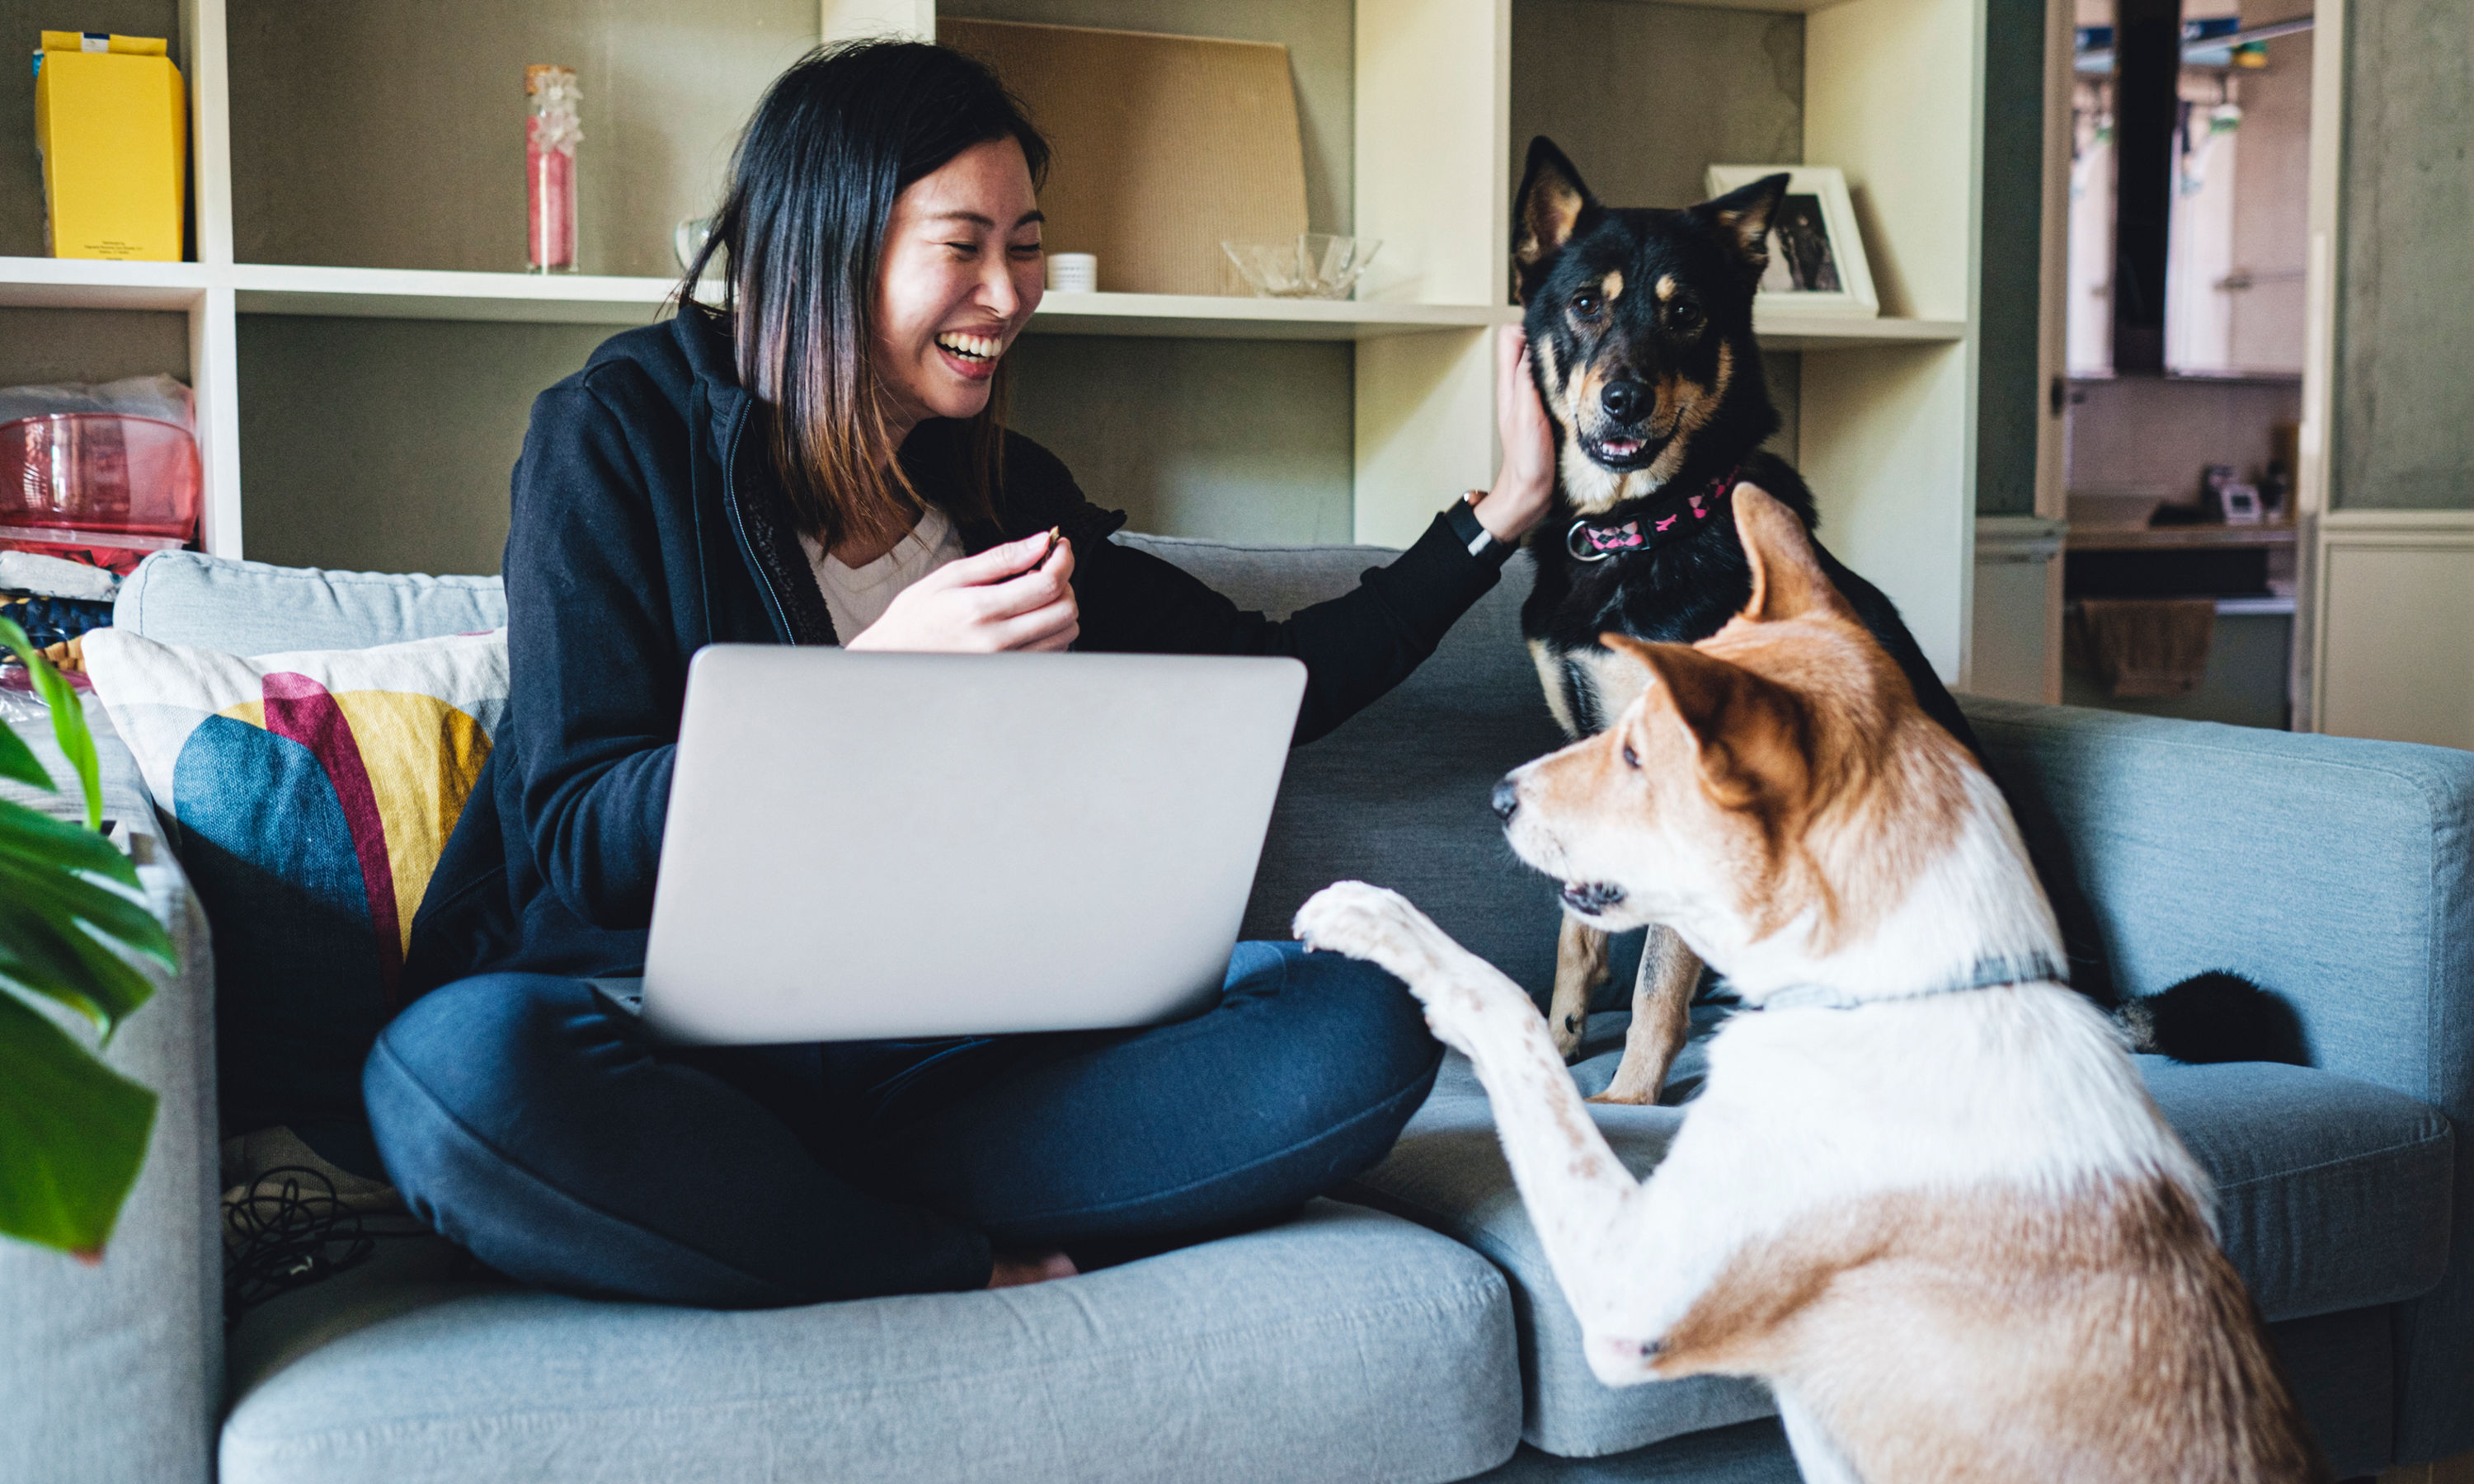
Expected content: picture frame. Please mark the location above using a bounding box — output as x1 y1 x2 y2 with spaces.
1704 164 1879 319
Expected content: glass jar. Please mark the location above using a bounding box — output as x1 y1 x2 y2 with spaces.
524 64 581 274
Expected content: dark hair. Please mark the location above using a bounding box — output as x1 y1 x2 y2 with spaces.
680 40 1050 551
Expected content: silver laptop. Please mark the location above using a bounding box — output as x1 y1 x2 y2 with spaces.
627 646 1306 1045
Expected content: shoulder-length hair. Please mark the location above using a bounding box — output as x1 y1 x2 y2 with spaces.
678 40 1049 552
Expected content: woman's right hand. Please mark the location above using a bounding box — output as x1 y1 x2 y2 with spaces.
846 529 1079 653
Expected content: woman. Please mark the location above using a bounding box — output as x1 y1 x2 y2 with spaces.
371 39 1557 1306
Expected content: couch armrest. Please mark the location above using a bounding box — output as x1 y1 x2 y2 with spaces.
1960 695 2474 1463
0 711 219 1484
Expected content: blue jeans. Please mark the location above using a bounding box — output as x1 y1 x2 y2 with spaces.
364 942 1441 1308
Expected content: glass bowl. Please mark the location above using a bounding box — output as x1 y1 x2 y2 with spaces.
1221 234 1382 299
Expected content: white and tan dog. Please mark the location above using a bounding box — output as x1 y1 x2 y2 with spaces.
1296 486 2325 1482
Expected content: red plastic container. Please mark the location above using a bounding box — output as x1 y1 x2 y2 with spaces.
0 413 201 575
1 411 200 536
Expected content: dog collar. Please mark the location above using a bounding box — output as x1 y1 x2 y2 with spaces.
1564 466 1743 564
1753 952 2071 1012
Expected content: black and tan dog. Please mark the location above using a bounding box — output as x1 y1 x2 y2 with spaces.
1512 136 1979 1101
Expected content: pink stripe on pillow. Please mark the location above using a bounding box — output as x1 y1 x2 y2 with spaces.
261 671 403 1006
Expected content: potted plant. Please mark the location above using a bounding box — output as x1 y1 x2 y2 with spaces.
0 616 176 1258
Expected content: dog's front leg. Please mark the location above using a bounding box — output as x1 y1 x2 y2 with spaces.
1298 884 1644 1303
1546 915 1611 1060
1590 927 1700 1106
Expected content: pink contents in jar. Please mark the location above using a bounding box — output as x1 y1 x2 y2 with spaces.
525 64 581 273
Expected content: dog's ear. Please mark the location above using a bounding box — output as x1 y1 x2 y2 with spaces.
1603 633 1808 810
1513 137 1595 298
1689 173 1790 282
1733 484 1846 624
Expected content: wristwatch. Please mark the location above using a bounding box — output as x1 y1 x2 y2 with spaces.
1447 491 1517 570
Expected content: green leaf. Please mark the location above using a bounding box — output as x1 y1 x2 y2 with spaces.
0 807 168 1038
0 986 157 1256
0 615 100 830
0 712 47 793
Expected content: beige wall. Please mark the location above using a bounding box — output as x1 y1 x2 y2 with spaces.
227 0 816 276
2067 374 2301 498
236 317 609 575
0 309 189 388
2334 0 2474 511
1006 335 1355 543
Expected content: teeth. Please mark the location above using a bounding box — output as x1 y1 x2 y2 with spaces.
937 332 1003 363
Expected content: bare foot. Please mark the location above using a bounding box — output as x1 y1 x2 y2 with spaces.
986 1250 1079 1289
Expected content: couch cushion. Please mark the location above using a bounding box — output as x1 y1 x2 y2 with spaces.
119 552 506 655
1345 1014 2454 1458
1117 536 1649 1007
219 1199 1520 1484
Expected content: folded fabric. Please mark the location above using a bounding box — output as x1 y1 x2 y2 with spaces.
82 626 506 1174
2077 597 2216 697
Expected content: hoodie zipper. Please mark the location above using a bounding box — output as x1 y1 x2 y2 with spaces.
713 391 794 645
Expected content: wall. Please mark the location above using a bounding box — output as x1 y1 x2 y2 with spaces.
236 317 608 575
1004 336 1355 542
2333 0 2474 510
0 309 187 387
1977 0 2048 516
2066 373 2300 497
227 0 817 276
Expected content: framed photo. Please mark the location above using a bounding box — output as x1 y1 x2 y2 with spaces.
1704 165 1879 319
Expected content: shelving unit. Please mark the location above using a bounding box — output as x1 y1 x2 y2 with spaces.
0 0 1991 679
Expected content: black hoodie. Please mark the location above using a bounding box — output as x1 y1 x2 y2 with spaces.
402 307 1509 997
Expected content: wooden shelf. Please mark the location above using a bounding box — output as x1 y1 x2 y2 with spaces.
1757 312 1967 350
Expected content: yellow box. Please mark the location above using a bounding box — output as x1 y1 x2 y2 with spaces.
32 31 186 261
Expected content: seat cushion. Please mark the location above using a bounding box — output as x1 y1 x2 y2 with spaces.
119 551 506 655
219 1199 1521 1484
1344 1014 2455 1458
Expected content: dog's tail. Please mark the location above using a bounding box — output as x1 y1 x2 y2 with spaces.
2117 971 2310 1066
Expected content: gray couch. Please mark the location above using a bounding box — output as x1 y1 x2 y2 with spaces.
4 534 2470 1484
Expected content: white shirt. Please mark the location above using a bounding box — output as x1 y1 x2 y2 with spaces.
798 503 967 643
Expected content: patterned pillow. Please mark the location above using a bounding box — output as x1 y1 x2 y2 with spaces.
82 627 506 1175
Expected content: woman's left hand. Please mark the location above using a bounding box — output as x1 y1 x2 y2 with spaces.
1474 324 1559 541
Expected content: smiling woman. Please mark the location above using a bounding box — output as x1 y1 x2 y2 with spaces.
371 38 1566 1312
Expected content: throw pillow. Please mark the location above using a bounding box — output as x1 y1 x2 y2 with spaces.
82 627 506 1175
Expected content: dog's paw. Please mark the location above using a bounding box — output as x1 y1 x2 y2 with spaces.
1294 881 1451 984
1585 1086 1657 1106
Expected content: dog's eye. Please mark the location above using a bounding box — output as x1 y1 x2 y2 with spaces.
1571 291 1602 319
1666 303 1700 329
1621 741 1640 769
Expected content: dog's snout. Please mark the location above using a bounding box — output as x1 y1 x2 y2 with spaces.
1491 777 1521 823
1599 378 1648 422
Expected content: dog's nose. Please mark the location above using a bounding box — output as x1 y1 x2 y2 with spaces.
1491 777 1520 822
1600 378 1647 422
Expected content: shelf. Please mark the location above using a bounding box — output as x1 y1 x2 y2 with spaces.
1025 293 1512 341
0 257 216 312
231 265 684 326
1755 312 1968 350
0 261 1972 350
2067 523 2299 552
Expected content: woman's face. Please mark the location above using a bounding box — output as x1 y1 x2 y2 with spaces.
872 136 1044 431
